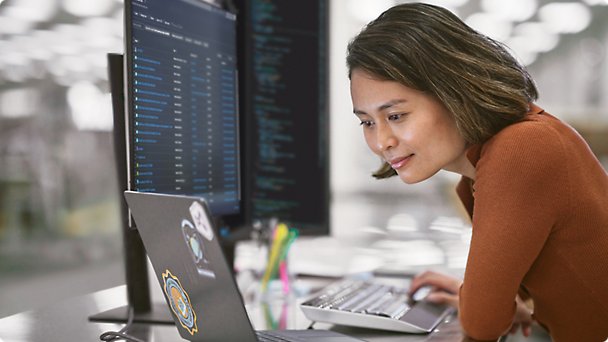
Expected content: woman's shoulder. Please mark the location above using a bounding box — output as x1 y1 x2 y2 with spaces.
478 112 568 170
499 112 564 140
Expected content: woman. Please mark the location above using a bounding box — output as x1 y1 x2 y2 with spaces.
347 3 608 341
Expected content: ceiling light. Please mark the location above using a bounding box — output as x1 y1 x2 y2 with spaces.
67 82 113 131
413 0 460 15
60 55 90 74
582 0 608 5
50 24 83 55
0 88 39 119
81 17 116 35
112 9 124 37
0 16 34 35
465 13 512 42
422 0 469 7
481 0 537 22
506 36 537 66
539 2 591 34
46 58 67 77
347 0 395 23
4 0 58 22
2 51 29 66
62 0 114 17
513 22 559 53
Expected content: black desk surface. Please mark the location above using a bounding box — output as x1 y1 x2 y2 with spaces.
0 284 466 342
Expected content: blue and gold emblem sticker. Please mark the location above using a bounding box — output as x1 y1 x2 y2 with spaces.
162 270 198 335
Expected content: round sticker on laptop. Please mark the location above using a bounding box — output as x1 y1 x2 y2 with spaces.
182 219 216 278
162 269 198 336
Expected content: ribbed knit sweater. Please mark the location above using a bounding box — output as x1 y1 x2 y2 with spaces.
455 104 608 342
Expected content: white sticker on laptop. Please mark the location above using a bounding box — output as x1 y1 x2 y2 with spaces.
189 201 214 241
182 218 216 279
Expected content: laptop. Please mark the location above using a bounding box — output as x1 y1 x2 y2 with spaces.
124 191 365 342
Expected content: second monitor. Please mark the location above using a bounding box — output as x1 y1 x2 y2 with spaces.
236 0 330 237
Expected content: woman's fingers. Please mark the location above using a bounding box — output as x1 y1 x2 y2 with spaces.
425 291 459 308
409 270 462 296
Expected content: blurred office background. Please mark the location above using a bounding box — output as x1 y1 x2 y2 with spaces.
0 0 607 318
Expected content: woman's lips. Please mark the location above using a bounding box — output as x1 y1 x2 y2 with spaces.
389 154 413 169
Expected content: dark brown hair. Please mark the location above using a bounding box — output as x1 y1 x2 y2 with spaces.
346 2 538 179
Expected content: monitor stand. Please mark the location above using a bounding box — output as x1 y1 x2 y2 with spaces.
89 53 173 325
89 303 173 325
88 206 173 323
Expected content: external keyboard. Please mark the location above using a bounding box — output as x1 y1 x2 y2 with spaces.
299 278 453 333
302 279 411 318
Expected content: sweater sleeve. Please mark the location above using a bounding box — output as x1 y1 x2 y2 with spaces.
458 123 569 340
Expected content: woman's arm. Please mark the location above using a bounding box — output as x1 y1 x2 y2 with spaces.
458 123 567 340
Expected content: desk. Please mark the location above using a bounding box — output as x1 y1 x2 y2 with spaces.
0 282 466 342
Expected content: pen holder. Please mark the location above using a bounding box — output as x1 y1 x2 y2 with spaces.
260 222 298 297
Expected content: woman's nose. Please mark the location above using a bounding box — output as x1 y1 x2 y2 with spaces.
375 123 397 151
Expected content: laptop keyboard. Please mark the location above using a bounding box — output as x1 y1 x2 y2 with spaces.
256 330 312 342
301 279 411 319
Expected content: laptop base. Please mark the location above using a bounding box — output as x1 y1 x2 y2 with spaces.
88 303 174 325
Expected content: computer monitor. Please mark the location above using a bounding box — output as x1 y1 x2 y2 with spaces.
234 0 330 237
125 0 240 218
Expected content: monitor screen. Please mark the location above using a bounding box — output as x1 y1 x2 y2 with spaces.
235 0 330 235
125 0 240 217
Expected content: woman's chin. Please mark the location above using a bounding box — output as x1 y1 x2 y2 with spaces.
397 171 431 184
397 172 418 184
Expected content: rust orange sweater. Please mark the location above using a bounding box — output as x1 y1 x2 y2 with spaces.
455 104 608 341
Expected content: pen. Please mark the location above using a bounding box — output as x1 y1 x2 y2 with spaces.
261 223 288 291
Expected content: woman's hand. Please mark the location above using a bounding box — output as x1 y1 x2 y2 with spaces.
408 270 463 308
509 295 534 337
410 270 535 337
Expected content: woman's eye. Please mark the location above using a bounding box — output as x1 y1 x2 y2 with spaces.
388 113 405 121
359 120 373 127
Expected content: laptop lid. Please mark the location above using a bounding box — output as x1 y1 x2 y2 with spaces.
124 191 258 341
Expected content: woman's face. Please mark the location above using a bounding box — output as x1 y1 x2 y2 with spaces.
350 69 472 184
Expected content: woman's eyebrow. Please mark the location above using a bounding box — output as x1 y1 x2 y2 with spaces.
379 99 407 111
353 99 408 115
